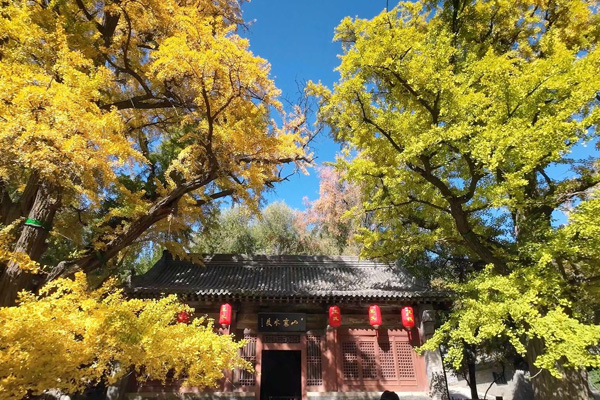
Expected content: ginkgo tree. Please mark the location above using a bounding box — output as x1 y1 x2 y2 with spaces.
0 0 310 302
0 0 310 396
0 273 250 400
310 0 600 398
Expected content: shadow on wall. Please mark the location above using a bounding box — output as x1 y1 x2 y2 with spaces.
447 367 534 400
512 371 534 400
429 371 449 400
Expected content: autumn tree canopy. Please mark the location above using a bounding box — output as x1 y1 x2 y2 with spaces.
0 0 309 395
301 167 363 254
310 0 600 398
0 274 248 400
0 0 310 305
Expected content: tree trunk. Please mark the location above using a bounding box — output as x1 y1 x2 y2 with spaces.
468 360 480 399
0 181 60 306
526 337 593 400
0 173 40 225
463 344 480 400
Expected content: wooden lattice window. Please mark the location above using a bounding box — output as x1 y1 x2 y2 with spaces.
237 333 257 386
340 336 417 385
395 342 416 379
342 342 359 379
306 335 323 386
359 342 377 379
378 342 397 380
263 334 301 343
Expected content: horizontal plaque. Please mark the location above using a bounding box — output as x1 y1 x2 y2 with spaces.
258 312 306 332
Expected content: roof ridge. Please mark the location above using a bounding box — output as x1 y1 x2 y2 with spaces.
184 262 391 266
127 251 442 301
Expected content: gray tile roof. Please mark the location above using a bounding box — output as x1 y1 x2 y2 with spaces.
129 252 444 301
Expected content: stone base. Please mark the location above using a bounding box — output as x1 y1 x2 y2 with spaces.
127 392 430 400
128 393 255 400
308 392 429 400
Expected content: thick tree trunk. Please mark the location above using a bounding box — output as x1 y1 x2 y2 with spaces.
526 337 593 400
0 174 40 225
0 181 60 306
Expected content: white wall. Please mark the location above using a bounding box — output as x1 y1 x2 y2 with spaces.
446 364 533 400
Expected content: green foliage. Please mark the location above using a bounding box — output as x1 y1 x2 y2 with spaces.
254 202 303 254
420 263 600 377
311 0 600 382
193 201 357 256
192 202 318 255
590 368 600 390
194 206 258 255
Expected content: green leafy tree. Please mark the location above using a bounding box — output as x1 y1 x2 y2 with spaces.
254 202 304 255
591 368 600 391
193 206 259 255
194 202 310 255
193 201 354 256
309 0 600 398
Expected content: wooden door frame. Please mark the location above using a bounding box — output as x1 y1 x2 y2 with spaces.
255 334 307 400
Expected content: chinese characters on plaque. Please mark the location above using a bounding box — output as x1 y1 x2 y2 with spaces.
258 312 306 332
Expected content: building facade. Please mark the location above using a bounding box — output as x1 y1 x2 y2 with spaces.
127 253 448 400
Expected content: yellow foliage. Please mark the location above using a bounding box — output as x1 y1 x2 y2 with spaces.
0 222 39 273
419 264 600 378
311 0 600 384
0 0 310 270
0 273 249 399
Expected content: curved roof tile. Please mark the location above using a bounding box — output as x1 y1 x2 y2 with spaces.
129 252 444 301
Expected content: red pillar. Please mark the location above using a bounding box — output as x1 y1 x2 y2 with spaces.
323 328 338 392
223 309 235 392
254 334 263 400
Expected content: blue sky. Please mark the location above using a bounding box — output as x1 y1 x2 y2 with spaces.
241 1 389 210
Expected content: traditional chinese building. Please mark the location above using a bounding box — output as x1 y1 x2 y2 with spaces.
127 252 448 400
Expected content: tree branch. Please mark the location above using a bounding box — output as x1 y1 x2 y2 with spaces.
370 65 439 123
407 195 451 213
74 0 103 32
411 156 507 271
354 92 404 153
99 96 182 111
195 189 235 207
554 173 600 205
458 152 483 203
47 171 219 281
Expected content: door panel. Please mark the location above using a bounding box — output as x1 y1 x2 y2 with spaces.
260 350 301 400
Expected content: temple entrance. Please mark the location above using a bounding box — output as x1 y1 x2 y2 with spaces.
260 350 302 400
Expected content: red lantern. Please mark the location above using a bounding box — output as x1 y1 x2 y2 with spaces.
368 305 382 329
401 306 415 329
219 303 232 327
329 305 342 328
177 311 190 324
